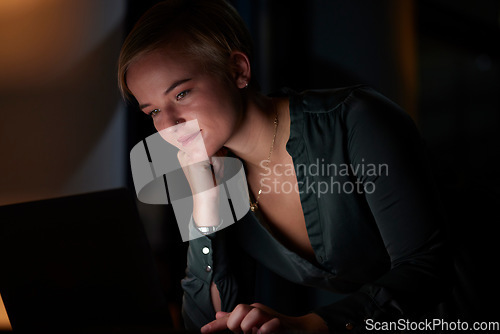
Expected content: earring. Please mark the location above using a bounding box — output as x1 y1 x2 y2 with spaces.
175 120 180 125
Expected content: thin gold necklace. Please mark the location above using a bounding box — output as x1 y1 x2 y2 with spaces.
249 102 279 212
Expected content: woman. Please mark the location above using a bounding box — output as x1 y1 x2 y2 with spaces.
118 0 452 332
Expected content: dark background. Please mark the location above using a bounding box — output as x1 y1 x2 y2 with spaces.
3 0 497 331
123 0 500 328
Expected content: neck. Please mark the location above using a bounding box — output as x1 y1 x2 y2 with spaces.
224 93 289 170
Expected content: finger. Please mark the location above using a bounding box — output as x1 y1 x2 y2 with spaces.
210 157 225 181
250 303 280 317
177 150 189 171
200 314 229 334
240 307 274 334
208 163 217 187
226 304 254 332
182 160 219 194
258 317 281 334
178 149 208 167
211 147 228 178
208 149 226 169
216 311 229 319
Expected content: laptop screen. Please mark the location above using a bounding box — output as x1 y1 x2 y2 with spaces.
0 188 172 331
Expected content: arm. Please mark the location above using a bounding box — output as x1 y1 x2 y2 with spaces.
181 217 256 330
313 87 453 332
181 225 231 329
179 149 257 330
177 149 234 328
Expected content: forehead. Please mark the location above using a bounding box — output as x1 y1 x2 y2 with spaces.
126 49 200 91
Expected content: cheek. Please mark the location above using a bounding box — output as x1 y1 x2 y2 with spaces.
210 96 241 129
204 109 235 137
192 86 241 149
152 114 169 133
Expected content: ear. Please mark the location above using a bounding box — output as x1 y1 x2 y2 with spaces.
230 51 251 89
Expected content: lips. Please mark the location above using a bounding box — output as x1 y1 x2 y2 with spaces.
177 130 201 147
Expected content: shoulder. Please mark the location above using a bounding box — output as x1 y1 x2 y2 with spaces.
280 84 401 116
290 85 415 135
279 85 421 155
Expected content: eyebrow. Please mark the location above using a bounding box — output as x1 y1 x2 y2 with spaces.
139 78 192 109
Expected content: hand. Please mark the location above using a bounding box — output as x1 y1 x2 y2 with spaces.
200 303 328 334
178 147 228 226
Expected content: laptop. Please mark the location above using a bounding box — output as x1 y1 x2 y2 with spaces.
0 188 173 332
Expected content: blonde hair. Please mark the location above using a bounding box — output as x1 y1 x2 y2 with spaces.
118 0 255 101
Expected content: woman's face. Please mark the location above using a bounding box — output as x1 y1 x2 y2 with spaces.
126 48 241 159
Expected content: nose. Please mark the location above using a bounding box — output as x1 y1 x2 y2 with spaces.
156 114 186 134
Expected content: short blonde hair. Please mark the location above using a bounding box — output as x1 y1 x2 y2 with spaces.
118 0 255 101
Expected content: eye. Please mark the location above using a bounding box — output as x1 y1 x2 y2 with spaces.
148 108 160 117
176 90 190 101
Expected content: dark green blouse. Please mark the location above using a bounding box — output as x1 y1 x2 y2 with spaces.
181 85 451 333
